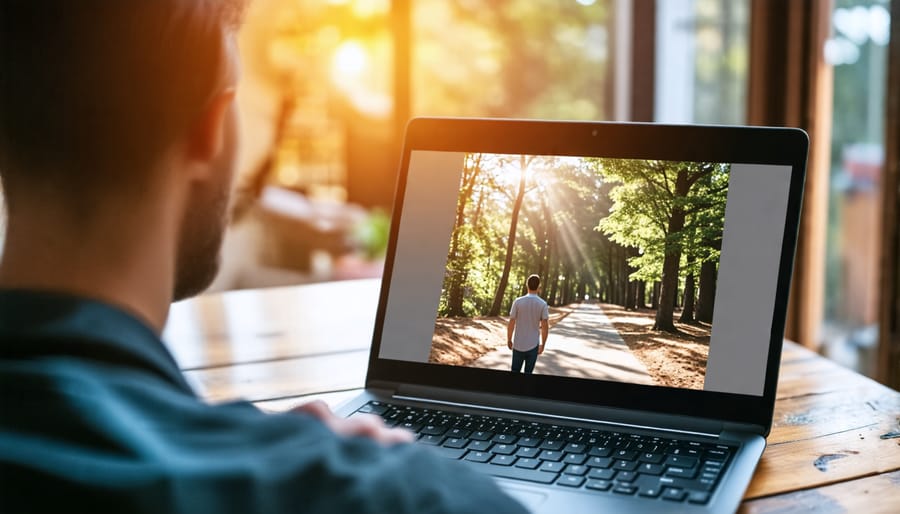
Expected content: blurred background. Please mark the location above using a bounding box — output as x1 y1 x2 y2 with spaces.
0 0 896 385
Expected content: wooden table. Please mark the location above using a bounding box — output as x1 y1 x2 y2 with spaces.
163 278 900 513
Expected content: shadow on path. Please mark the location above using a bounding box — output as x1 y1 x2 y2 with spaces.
473 303 655 384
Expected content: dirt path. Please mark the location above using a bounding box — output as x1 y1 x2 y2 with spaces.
472 303 654 384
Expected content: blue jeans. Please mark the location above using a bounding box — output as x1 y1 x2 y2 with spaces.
511 346 539 374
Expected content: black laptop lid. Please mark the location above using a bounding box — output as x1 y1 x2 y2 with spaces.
366 118 808 433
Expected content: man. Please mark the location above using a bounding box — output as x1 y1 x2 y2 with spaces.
507 275 550 374
0 2 524 513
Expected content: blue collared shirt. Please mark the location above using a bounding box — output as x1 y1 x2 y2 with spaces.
0 290 524 514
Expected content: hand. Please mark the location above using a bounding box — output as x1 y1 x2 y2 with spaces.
291 400 415 445
538 344 545 355
507 340 513 350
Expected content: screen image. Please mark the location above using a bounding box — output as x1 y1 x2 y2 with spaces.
427 153 728 391
378 150 793 397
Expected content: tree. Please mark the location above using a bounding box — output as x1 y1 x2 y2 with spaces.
445 154 484 316
596 159 729 333
489 155 530 316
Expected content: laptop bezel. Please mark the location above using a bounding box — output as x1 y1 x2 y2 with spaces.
365 117 808 433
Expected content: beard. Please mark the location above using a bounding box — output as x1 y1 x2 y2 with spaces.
172 177 231 302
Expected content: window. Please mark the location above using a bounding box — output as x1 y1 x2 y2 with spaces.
822 0 891 376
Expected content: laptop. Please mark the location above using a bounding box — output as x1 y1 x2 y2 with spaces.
337 118 808 513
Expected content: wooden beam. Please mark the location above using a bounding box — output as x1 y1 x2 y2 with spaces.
877 0 900 390
747 0 832 349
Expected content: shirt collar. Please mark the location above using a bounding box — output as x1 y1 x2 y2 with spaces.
0 290 194 394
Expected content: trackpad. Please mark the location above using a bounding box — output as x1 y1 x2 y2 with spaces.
500 483 549 510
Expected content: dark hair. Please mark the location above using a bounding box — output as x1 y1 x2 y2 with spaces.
0 0 246 195
527 274 541 291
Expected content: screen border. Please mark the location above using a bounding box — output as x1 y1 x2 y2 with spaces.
366 117 809 433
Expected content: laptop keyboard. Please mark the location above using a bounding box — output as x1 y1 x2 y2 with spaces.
353 401 735 505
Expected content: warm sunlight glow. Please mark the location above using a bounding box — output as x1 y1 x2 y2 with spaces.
332 41 368 81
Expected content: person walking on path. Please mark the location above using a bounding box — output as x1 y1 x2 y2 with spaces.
507 274 550 373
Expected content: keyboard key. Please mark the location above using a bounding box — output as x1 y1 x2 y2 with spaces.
638 452 664 464
462 461 558 484
562 453 587 465
662 488 687 502
614 450 638 461
666 455 699 469
639 486 662 498
443 438 468 449
430 447 466 460
539 450 563 462
613 460 639 471
470 431 493 441
564 443 587 454
518 437 541 447
418 434 444 445
612 484 637 495
706 449 729 461
563 465 588 476
420 425 448 436
638 463 664 475
659 476 713 491
490 454 516 466
516 447 541 459
587 457 612 468
515 458 540 470
557 475 586 488
615 471 637 482
666 466 698 479
586 479 612 491
493 434 518 444
464 451 492 463
540 440 565 451
491 444 517 455
447 428 471 438
589 446 612 458
467 440 492 451
539 461 566 473
699 477 716 489
587 468 616 480
687 491 711 504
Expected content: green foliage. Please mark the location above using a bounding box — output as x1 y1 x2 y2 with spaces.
414 0 609 120
352 208 391 260
596 159 729 284
437 153 730 318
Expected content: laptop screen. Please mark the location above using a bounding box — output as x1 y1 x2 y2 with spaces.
377 148 793 398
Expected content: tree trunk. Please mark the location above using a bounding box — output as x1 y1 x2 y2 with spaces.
680 272 696 323
696 260 717 323
636 281 647 309
624 246 640 310
445 157 482 317
489 156 528 316
654 170 690 332
651 281 661 309
696 237 721 323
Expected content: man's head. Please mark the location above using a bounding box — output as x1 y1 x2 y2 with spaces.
0 0 246 301
527 274 541 292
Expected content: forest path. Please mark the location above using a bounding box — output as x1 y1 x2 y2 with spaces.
473 303 655 384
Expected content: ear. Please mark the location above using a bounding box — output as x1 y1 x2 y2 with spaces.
184 88 236 177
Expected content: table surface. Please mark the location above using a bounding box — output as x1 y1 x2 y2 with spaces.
163 278 900 513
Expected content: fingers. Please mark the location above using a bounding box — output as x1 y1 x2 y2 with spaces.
291 400 414 445
291 399 333 419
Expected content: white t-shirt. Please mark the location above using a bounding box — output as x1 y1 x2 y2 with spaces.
509 293 549 352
